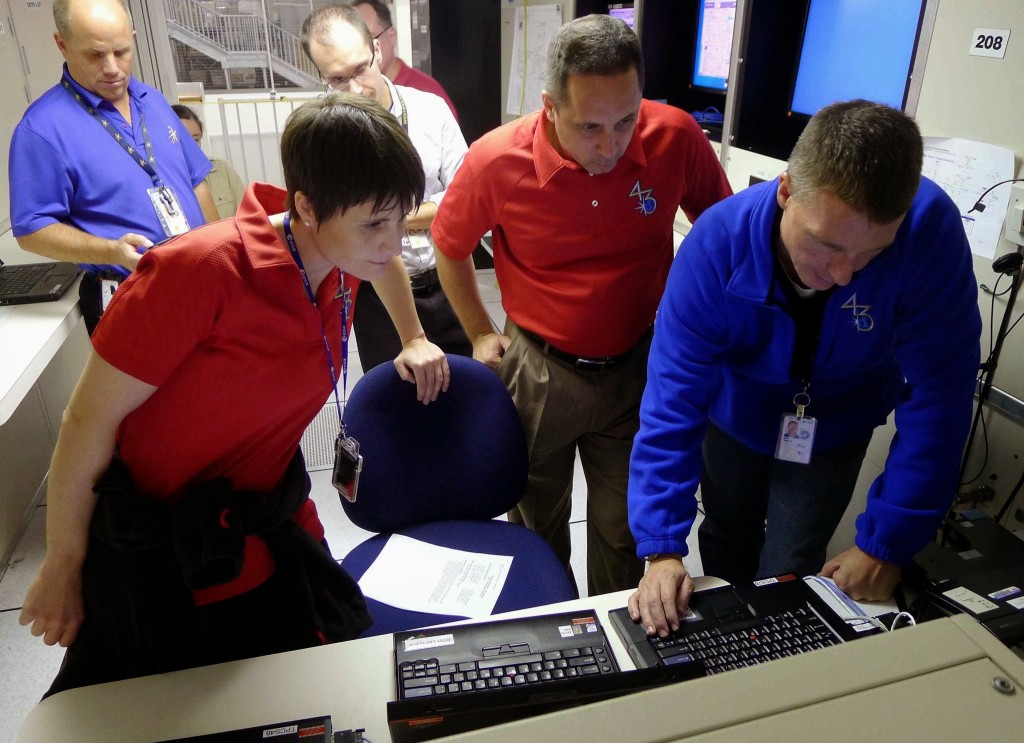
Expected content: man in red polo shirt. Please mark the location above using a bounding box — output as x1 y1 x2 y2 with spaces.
433 14 731 595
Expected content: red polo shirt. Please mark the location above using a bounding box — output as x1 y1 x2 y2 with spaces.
432 99 731 357
94 183 359 604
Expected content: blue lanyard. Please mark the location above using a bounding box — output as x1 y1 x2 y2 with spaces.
283 214 350 434
61 74 163 188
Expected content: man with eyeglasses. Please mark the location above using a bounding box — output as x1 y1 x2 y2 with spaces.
352 0 458 121
300 4 472 371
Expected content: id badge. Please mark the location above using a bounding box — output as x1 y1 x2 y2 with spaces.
775 414 817 464
100 278 120 312
147 186 191 237
406 231 431 250
332 434 363 503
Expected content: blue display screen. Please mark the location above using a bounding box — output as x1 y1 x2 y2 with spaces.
692 1 737 92
790 0 924 116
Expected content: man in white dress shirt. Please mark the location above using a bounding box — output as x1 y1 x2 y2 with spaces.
301 4 472 370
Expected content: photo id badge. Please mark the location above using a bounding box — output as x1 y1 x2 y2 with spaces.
775 414 817 464
332 434 363 503
100 278 120 312
147 186 191 237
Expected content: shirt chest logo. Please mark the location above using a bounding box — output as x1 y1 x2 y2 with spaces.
629 180 657 217
841 293 874 332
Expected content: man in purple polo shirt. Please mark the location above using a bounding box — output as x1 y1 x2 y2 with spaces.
9 0 218 333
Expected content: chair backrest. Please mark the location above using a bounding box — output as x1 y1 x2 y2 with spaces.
341 355 528 533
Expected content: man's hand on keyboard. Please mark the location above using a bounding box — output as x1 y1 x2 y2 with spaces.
628 555 694 638
819 546 901 602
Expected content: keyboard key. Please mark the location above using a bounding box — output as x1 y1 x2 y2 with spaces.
568 657 596 668
404 686 433 698
404 676 439 689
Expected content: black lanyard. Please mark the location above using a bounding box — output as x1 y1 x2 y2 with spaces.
61 74 163 188
392 84 408 131
283 214 350 434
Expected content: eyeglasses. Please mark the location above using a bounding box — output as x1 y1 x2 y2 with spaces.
324 45 377 92
372 26 391 41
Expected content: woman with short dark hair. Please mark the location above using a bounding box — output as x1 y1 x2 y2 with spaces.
21 93 449 696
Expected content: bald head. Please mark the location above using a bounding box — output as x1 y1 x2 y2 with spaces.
54 0 131 40
54 0 135 105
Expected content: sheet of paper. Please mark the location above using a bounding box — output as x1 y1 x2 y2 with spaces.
506 4 563 117
357 534 513 618
804 576 897 619
922 136 1015 260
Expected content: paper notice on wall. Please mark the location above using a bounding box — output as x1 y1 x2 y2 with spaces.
357 534 512 618
506 4 563 117
922 137 1015 260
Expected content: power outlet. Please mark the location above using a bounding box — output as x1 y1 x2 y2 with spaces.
1005 184 1024 248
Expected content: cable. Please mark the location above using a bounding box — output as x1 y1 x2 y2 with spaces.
958 256 1024 489
966 178 1024 214
690 107 724 126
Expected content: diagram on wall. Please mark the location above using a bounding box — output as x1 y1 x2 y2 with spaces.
923 136 1014 260
506 4 563 117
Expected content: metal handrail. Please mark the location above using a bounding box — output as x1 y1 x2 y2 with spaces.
163 0 319 81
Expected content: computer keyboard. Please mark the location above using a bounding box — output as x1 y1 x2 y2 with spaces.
648 606 842 674
0 264 50 293
397 644 617 699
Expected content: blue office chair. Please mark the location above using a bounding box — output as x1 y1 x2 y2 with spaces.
340 355 578 637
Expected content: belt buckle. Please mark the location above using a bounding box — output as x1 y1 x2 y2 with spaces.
575 357 610 371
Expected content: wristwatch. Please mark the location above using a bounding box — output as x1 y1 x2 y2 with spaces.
644 553 682 563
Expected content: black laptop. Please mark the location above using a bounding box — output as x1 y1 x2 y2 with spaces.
0 260 82 306
386 609 703 742
609 575 883 674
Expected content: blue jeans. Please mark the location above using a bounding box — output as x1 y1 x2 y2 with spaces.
697 422 871 583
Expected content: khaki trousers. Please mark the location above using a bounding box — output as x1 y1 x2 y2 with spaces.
499 320 649 595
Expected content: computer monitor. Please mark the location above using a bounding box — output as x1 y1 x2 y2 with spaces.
789 0 925 117
691 0 736 92
608 2 637 32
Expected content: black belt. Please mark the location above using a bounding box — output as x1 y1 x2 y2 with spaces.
517 325 651 372
409 267 440 294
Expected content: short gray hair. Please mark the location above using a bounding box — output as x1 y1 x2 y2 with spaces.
787 100 923 223
545 13 644 106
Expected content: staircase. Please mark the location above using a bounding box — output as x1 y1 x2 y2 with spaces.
164 0 320 89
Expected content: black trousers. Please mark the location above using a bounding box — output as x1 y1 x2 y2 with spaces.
78 272 110 336
353 277 473 372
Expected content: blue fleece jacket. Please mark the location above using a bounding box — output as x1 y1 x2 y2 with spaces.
628 177 981 566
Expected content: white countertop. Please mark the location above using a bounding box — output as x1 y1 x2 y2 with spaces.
0 240 84 426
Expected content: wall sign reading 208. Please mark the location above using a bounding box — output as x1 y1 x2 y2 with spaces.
969 28 1010 60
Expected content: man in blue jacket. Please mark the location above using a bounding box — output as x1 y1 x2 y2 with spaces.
627 100 981 637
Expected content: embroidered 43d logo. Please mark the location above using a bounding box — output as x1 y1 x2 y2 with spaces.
841 294 874 332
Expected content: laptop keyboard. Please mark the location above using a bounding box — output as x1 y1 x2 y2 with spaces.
398 644 616 699
649 606 841 675
0 264 50 293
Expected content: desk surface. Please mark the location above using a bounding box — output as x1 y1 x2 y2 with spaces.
0 250 83 426
18 578 1024 742
16 586 664 742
